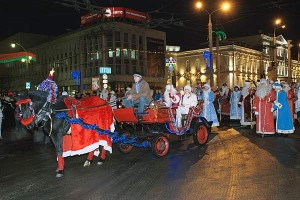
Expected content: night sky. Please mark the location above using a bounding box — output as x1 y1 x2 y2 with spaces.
1 0 299 58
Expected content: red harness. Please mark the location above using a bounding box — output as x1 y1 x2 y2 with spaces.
15 98 35 126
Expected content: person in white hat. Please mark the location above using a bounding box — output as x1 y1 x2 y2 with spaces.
123 72 152 115
219 82 230 117
199 83 219 127
253 78 276 135
163 84 180 108
230 85 242 120
61 91 68 96
272 82 295 135
175 85 198 127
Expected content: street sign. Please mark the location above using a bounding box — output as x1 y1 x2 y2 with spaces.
99 67 111 74
26 82 30 89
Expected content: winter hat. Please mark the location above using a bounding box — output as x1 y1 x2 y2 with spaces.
203 83 210 88
272 82 282 89
133 72 142 78
184 85 192 91
260 78 267 84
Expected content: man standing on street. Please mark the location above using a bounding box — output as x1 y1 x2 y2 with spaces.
253 79 276 136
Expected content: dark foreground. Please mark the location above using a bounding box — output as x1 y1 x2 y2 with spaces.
1 122 300 200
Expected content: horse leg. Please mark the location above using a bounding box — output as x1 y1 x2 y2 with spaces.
83 151 95 167
56 155 64 178
97 146 106 165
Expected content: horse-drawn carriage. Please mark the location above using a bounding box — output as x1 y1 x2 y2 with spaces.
113 102 212 157
16 90 211 177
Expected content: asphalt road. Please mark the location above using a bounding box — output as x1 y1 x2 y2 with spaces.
1 122 300 200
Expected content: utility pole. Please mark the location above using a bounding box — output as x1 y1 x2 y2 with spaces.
287 40 292 83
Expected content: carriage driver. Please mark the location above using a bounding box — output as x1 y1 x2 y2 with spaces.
176 85 198 127
123 72 153 117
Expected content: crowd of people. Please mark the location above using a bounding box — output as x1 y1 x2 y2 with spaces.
118 73 298 136
1 70 299 139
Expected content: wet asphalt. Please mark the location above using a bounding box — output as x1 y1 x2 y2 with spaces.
1 121 300 200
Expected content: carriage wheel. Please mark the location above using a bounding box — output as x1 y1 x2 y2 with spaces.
193 123 209 146
118 143 133 154
151 134 169 158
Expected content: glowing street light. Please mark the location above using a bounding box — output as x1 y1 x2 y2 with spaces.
11 42 31 68
271 18 286 80
195 1 231 86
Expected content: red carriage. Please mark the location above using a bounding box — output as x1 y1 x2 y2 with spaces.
113 102 212 157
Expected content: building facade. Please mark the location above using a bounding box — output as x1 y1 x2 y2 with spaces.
0 22 166 94
167 34 299 89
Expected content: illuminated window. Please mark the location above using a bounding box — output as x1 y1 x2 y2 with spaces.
131 50 136 59
108 49 113 58
116 48 120 57
123 49 128 58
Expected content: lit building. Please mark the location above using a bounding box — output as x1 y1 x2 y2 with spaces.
0 7 166 94
167 34 299 89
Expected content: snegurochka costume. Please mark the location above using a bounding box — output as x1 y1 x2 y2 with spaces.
200 83 219 127
272 82 295 134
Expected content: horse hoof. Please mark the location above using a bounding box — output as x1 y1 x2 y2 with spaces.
83 160 91 167
97 161 103 165
97 159 105 166
56 170 64 178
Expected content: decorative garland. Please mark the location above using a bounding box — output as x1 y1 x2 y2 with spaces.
37 74 58 104
55 112 150 148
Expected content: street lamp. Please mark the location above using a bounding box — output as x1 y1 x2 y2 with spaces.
272 18 285 80
11 43 32 68
195 1 230 86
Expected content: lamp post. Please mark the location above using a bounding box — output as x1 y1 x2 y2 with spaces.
11 43 32 69
298 43 300 63
272 18 285 80
195 1 230 86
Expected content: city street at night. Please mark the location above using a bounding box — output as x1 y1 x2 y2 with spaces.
1 1 300 200
1 122 300 200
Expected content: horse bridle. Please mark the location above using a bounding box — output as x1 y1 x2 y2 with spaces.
15 98 36 127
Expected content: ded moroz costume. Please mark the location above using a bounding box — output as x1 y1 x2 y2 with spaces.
253 79 276 135
219 83 230 116
282 82 295 120
239 81 256 126
272 82 295 134
200 83 219 127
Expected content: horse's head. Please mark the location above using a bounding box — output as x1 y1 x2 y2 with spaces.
15 91 48 129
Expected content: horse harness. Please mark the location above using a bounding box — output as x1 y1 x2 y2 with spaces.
16 97 109 136
16 98 54 135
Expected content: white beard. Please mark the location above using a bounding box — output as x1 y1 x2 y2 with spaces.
256 84 271 99
241 87 249 97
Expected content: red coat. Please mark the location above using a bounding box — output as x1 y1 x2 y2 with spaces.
253 89 276 134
